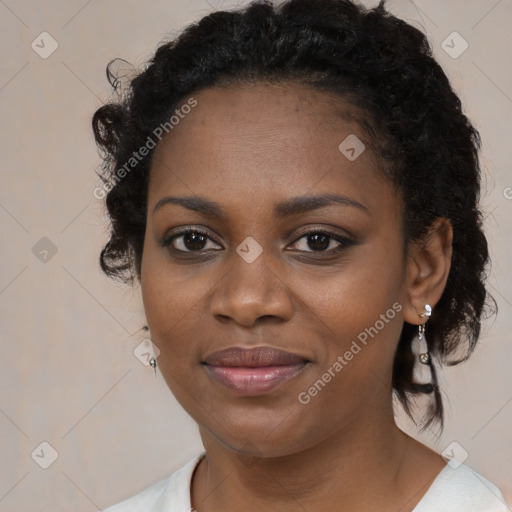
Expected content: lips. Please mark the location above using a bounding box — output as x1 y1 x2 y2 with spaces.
203 346 310 395
204 346 308 367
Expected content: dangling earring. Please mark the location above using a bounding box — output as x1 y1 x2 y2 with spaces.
135 329 159 376
418 304 432 365
411 304 432 385
142 325 159 374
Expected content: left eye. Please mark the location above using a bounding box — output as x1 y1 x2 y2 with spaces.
288 231 352 252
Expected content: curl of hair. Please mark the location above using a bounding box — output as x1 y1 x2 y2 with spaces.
92 0 495 431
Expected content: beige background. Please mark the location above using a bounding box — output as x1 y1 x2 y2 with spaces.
0 0 510 510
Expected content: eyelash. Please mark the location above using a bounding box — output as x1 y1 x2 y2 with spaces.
161 227 355 256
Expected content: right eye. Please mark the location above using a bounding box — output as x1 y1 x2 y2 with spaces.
161 228 223 253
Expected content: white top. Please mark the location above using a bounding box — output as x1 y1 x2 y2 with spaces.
103 452 510 512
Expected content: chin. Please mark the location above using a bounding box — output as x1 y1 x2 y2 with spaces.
200 408 320 458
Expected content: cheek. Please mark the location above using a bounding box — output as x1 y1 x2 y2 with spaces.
296 281 403 431
298 239 406 383
301 249 404 336
140 246 203 360
141 231 205 310
140 262 207 404
302 277 403 380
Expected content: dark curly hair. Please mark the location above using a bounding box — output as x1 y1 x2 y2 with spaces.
92 0 495 431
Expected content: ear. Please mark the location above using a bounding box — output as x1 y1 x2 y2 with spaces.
402 218 453 325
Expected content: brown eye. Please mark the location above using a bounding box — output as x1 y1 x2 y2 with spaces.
180 232 208 251
288 230 354 253
304 233 331 251
162 229 222 253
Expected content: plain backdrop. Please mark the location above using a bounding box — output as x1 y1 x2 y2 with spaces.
0 0 511 510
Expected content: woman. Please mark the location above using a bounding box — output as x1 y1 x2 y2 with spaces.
93 0 509 510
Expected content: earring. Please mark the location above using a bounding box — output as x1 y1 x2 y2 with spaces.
420 304 432 319
417 304 431 365
139 328 159 375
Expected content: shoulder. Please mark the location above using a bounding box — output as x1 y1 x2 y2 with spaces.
103 452 205 512
414 462 510 512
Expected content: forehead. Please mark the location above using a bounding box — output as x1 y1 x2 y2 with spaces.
148 82 396 217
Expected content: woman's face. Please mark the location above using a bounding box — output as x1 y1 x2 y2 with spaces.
141 83 412 456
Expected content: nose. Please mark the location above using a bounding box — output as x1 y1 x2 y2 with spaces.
209 249 294 327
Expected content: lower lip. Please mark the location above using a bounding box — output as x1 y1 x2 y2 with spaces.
204 363 308 395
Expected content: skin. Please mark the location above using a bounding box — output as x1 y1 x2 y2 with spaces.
140 82 453 512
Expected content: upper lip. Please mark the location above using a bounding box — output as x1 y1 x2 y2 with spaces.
203 346 310 367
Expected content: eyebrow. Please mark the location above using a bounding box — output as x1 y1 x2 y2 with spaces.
152 193 369 218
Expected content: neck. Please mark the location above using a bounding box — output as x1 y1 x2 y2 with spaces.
191 404 438 512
